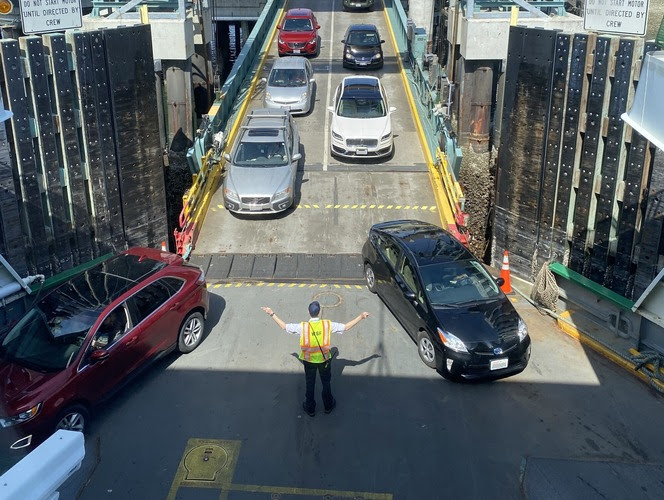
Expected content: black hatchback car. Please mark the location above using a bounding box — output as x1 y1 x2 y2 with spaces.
342 24 385 70
362 220 531 381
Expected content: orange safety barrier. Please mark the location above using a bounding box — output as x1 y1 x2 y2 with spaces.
500 250 512 293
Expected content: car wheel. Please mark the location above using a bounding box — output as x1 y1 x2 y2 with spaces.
55 404 90 434
417 331 437 369
178 311 205 353
364 263 377 293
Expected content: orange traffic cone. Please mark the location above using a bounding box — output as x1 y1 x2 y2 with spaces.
161 241 167 252
500 250 512 294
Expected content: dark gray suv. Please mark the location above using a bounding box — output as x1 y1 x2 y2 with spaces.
342 24 385 70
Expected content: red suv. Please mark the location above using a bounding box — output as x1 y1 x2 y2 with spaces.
0 248 209 451
278 8 320 57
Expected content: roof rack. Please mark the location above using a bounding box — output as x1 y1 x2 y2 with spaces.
240 124 287 130
248 110 290 119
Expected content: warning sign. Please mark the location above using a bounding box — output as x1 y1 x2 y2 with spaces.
20 0 83 35
584 0 649 36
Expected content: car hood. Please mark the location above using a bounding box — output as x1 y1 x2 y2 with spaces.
227 164 293 197
432 298 519 344
332 115 391 140
279 31 315 42
348 44 381 57
0 359 56 406
266 85 308 101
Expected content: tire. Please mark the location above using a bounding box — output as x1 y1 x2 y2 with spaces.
55 404 90 434
364 262 377 293
178 311 205 353
417 331 437 369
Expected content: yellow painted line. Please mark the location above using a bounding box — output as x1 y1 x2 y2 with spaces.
278 283 285 287
334 284 340 288
288 283 297 287
267 283 275 287
225 283 232 288
557 310 652 385
222 483 392 499
298 283 306 288
380 0 455 228
214 284 221 288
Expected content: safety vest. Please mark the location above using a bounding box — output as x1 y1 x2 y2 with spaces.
299 319 332 363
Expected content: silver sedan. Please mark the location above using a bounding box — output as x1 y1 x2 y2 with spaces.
262 57 315 115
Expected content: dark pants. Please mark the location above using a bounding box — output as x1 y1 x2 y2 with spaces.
303 360 334 412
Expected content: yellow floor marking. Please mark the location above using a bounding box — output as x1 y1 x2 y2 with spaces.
257 282 265 287
299 283 306 288
386 205 393 209
344 285 351 289
326 204 333 208
352 204 358 208
370 204 376 208
214 284 221 288
267 282 275 287
234 283 242 287
278 283 285 287
334 284 340 288
313 204 320 208
320 284 328 288
168 438 391 500
288 283 297 287
225 283 232 288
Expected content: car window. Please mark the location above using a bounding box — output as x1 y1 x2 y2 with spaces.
128 281 172 325
268 68 307 87
420 259 502 306
306 60 313 77
162 277 185 295
90 304 130 351
234 141 288 166
347 30 379 46
375 234 400 268
283 18 313 31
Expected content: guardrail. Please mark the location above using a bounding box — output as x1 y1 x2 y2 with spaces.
174 0 283 257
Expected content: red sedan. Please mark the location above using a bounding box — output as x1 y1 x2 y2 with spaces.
278 8 320 57
0 248 209 451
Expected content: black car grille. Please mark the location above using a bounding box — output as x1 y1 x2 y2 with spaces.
346 138 378 148
241 197 270 205
469 336 519 356
288 42 306 49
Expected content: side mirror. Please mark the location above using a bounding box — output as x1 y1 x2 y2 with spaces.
389 106 397 113
341 39 345 44
277 24 282 30
223 152 231 162
327 106 334 113
90 349 110 363
292 153 302 161
405 291 416 300
261 77 267 84
310 78 316 83
381 39 386 44
495 277 505 287
316 25 321 30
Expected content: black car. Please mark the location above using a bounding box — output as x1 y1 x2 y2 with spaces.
362 220 531 381
342 24 384 70
343 0 374 11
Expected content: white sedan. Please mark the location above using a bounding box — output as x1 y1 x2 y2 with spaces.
328 76 395 159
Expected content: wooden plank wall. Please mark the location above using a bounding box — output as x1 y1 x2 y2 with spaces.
494 27 662 300
0 24 167 278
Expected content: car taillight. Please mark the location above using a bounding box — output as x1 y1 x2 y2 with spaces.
196 268 205 285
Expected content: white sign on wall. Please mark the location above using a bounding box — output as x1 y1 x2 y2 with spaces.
20 0 83 35
584 0 649 36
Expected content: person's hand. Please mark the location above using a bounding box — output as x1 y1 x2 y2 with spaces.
360 312 370 319
261 306 274 316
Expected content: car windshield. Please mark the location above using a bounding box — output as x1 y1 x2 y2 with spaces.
234 140 288 166
419 259 501 306
0 302 99 373
283 18 313 31
268 69 307 87
347 30 379 45
337 97 385 118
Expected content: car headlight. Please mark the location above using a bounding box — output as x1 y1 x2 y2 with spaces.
224 187 239 202
373 53 382 60
380 132 392 142
345 52 355 60
331 130 343 141
273 187 292 200
265 91 272 101
278 38 285 45
517 318 529 341
437 328 468 353
300 92 308 100
0 403 42 428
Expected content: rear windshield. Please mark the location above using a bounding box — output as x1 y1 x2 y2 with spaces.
347 30 379 46
283 18 313 31
268 69 307 87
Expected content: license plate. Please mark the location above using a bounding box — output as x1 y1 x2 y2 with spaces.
249 204 262 212
490 358 508 370
358 61 368 66
294 49 301 54
356 148 368 155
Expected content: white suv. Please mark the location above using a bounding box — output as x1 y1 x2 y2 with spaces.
328 76 395 159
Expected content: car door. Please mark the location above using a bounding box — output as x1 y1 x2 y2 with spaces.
306 59 314 100
76 302 136 402
390 254 428 338
374 235 405 311
125 278 182 368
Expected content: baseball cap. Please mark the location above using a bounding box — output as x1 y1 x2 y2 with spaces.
308 301 321 316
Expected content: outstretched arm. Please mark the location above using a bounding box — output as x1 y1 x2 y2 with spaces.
261 306 287 330
344 312 370 331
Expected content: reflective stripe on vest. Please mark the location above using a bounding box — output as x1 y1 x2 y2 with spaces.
299 319 331 363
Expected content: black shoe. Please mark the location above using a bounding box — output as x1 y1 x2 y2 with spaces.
324 399 337 414
302 402 315 417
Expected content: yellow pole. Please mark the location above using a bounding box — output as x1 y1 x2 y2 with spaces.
139 4 149 24
510 6 519 26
